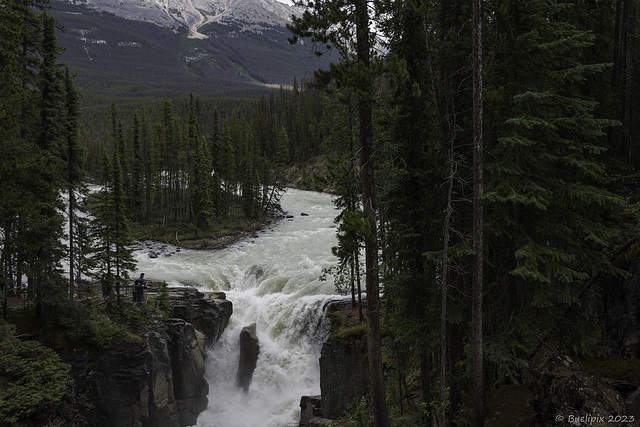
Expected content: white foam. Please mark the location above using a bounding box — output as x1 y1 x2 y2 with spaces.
134 189 344 426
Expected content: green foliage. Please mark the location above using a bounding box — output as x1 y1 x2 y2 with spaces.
151 281 173 317
0 0 87 316
482 0 625 368
0 322 70 424
345 395 374 427
59 303 142 350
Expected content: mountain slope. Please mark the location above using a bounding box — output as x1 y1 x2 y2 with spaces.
66 0 296 37
51 0 331 101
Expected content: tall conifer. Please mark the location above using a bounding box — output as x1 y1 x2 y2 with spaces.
484 0 623 369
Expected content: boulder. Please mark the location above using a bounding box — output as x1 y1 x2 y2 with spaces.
531 352 625 425
236 323 260 393
305 417 338 426
300 395 323 424
602 257 640 356
166 287 232 345
626 387 640 417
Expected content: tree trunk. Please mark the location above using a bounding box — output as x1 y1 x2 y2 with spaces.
69 185 75 302
440 134 455 425
356 0 389 425
472 0 484 424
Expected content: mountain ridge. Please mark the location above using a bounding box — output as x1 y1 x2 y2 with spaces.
51 0 331 101
65 0 298 38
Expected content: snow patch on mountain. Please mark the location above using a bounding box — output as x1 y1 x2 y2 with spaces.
67 0 299 38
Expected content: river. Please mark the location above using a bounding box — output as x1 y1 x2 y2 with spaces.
133 188 343 427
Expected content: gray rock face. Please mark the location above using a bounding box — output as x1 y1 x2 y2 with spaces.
165 319 209 425
318 301 370 420
626 387 640 417
299 395 322 424
319 334 370 419
60 287 231 427
168 288 232 345
602 259 640 357
236 323 260 393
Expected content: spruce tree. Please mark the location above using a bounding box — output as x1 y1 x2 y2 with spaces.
193 135 216 231
63 66 86 301
484 0 623 369
130 113 144 222
29 10 68 317
111 151 136 302
90 149 136 299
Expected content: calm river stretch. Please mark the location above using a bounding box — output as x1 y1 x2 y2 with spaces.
134 188 342 427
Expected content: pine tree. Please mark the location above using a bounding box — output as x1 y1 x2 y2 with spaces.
130 113 144 222
90 149 136 299
377 1 451 416
471 0 484 422
220 121 236 215
91 149 116 294
29 11 68 317
111 150 136 302
63 66 86 301
289 0 390 423
263 126 289 215
193 135 216 231
208 110 223 216
240 125 261 219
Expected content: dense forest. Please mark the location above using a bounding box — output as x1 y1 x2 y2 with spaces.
2 0 640 425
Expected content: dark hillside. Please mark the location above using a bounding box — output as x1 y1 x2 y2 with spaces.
50 1 332 102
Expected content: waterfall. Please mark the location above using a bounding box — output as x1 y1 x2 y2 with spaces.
134 189 343 426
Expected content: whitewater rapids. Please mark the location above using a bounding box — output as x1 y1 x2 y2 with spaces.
134 188 343 426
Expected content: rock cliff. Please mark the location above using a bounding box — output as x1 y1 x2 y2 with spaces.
300 300 370 425
60 287 231 427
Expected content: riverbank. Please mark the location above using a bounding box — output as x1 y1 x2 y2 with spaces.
130 212 284 252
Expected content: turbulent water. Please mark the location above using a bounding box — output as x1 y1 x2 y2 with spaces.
134 189 343 427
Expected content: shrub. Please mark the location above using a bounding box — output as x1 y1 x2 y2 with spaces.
0 322 70 424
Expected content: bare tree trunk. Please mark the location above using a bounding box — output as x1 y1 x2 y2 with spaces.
625 0 636 168
69 185 75 302
440 136 455 425
472 0 484 424
355 0 389 425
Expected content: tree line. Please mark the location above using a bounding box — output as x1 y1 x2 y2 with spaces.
90 83 334 235
0 0 86 318
2 0 640 424
290 0 639 425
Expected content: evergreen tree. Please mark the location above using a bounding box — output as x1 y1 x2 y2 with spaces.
220 121 236 215
240 125 261 219
263 126 289 215
208 110 223 216
483 0 623 374
110 150 136 302
63 66 86 301
130 113 144 222
28 10 68 317
289 0 390 423
90 149 136 299
193 135 216 231
90 149 116 293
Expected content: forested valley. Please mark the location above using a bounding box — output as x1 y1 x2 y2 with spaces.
2 0 640 425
